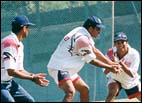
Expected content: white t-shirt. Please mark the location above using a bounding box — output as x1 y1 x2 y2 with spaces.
105 45 141 89
1 32 24 82
47 27 96 75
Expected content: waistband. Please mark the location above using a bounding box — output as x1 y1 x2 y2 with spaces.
1 80 12 84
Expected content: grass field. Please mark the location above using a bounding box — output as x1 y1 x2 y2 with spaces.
95 98 140 102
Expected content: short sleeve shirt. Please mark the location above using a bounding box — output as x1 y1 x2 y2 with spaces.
105 45 140 89
47 27 96 75
1 32 24 82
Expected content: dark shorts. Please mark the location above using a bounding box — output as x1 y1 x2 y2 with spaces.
57 70 80 87
109 80 141 99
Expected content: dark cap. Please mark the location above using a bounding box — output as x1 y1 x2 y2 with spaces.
114 32 128 42
87 16 105 28
12 15 35 27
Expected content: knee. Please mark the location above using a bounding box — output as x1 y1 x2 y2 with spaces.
65 89 76 98
79 85 90 94
135 92 141 101
83 85 90 94
108 87 118 97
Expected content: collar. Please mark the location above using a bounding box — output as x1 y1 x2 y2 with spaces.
114 44 131 59
82 27 92 39
11 32 20 47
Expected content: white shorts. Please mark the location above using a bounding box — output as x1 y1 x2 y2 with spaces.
48 69 80 86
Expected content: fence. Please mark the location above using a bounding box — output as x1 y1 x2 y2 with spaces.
1 1 141 102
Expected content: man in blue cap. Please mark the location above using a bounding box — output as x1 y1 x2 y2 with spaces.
1 15 50 102
103 32 141 102
47 15 121 102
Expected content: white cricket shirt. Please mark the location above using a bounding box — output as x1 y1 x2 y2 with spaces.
47 27 96 75
105 45 141 89
1 32 24 82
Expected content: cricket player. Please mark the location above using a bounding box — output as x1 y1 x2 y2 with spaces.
103 32 141 102
47 15 122 102
1 15 49 102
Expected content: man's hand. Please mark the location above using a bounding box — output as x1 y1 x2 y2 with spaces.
31 73 50 87
108 53 123 74
109 63 122 74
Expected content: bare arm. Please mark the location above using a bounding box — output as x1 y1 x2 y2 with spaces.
7 69 34 80
89 59 120 74
7 69 49 86
119 60 133 77
19 69 33 76
74 36 121 74
103 53 118 75
93 47 115 65
103 69 110 75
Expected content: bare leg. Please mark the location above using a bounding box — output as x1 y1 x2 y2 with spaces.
73 78 89 102
105 83 119 102
59 80 76 102
135 92 141 101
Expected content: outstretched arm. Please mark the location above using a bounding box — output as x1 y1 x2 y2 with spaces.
102 48 119 75
89 59 121 74
7 69 49 86
75 36 121 73
93 47 115 65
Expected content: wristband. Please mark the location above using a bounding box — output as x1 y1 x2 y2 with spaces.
30 73 35 81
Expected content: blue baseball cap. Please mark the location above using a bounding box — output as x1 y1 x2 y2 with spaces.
88 16 105 28
114 32 128 42
12 15 35 27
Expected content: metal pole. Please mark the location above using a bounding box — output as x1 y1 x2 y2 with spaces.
112 1 114 47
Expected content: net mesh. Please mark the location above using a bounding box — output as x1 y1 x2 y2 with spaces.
1 1 141 102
